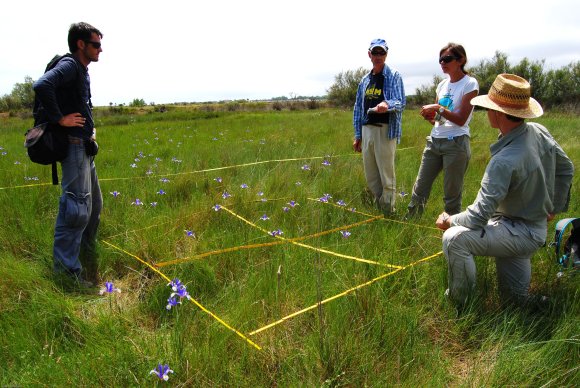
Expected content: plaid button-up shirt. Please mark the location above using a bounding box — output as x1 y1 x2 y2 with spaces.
353 64 405 142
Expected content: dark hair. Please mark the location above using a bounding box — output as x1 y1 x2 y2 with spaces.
505 113 525 122
440 42 468 75
68 22 103 53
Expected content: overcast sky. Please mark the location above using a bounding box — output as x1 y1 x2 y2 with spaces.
1 0 578 106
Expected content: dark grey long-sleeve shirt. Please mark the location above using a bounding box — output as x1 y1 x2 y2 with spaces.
451 122 574 241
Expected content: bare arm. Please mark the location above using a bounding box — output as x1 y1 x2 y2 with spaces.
421 89 479 126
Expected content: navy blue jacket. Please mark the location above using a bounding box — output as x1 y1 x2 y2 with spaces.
33 55 93 139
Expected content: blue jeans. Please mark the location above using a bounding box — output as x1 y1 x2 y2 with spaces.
53 140 102 275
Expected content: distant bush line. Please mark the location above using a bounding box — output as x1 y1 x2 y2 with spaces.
0 98 331 122
326 51 580 113
1 51 578 114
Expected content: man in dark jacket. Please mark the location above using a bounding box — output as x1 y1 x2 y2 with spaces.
33 22 103 287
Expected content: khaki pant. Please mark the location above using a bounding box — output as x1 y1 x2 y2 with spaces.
362 124 397 213
442 217 544 305
409 135 470 215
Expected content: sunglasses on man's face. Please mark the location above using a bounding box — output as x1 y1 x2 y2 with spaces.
439 55 457 64
86 41 101 49
371 50 386 56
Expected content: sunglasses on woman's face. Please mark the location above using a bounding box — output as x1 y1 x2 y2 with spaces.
439 55 457 64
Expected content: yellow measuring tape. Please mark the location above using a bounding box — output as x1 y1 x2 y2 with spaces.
0 182 53 190
0 154 359 190
154 213 385 268
155 241 284 267
219 205 402 269
5 149 440 348
98 154 358 182
307 197 441 231
249 251 442 336
101 240 262 351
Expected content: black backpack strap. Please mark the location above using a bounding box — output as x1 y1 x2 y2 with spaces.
51 162 59 185
34 53 85 124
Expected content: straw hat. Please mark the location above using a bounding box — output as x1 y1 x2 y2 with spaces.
471 73 543 118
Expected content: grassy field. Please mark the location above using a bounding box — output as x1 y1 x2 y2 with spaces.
0 106 578 386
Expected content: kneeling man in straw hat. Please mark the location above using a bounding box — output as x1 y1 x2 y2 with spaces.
435 73 574 308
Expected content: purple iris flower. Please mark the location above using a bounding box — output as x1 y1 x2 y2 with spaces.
319 194 332 203
288 200 298 207
301 164 310 171
213 204 221 211
150 364 174 381
282 206 290 212
214 177 223 183
171 286 190 300
340 230 351 238
185 230 196 238
150 202 158 207
322 160 331 166
159 178 170 183
222 191 231 199
337 200 346 206
130 163 137 168
260 214 270 221
269 229 283 237
157 189 166 195
168 278 190 300
240 183 248 189
99 281 121 295
168 278 183 291
166 296 180 310
110 191 120 198
132 199 143 206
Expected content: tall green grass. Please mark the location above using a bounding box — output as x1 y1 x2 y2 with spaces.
0 108 578 386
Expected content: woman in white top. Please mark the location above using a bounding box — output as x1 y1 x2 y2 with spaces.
407 43 479 217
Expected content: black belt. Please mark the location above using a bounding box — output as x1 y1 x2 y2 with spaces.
68 136 82 145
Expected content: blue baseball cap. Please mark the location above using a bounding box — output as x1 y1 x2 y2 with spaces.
369 38 388 51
